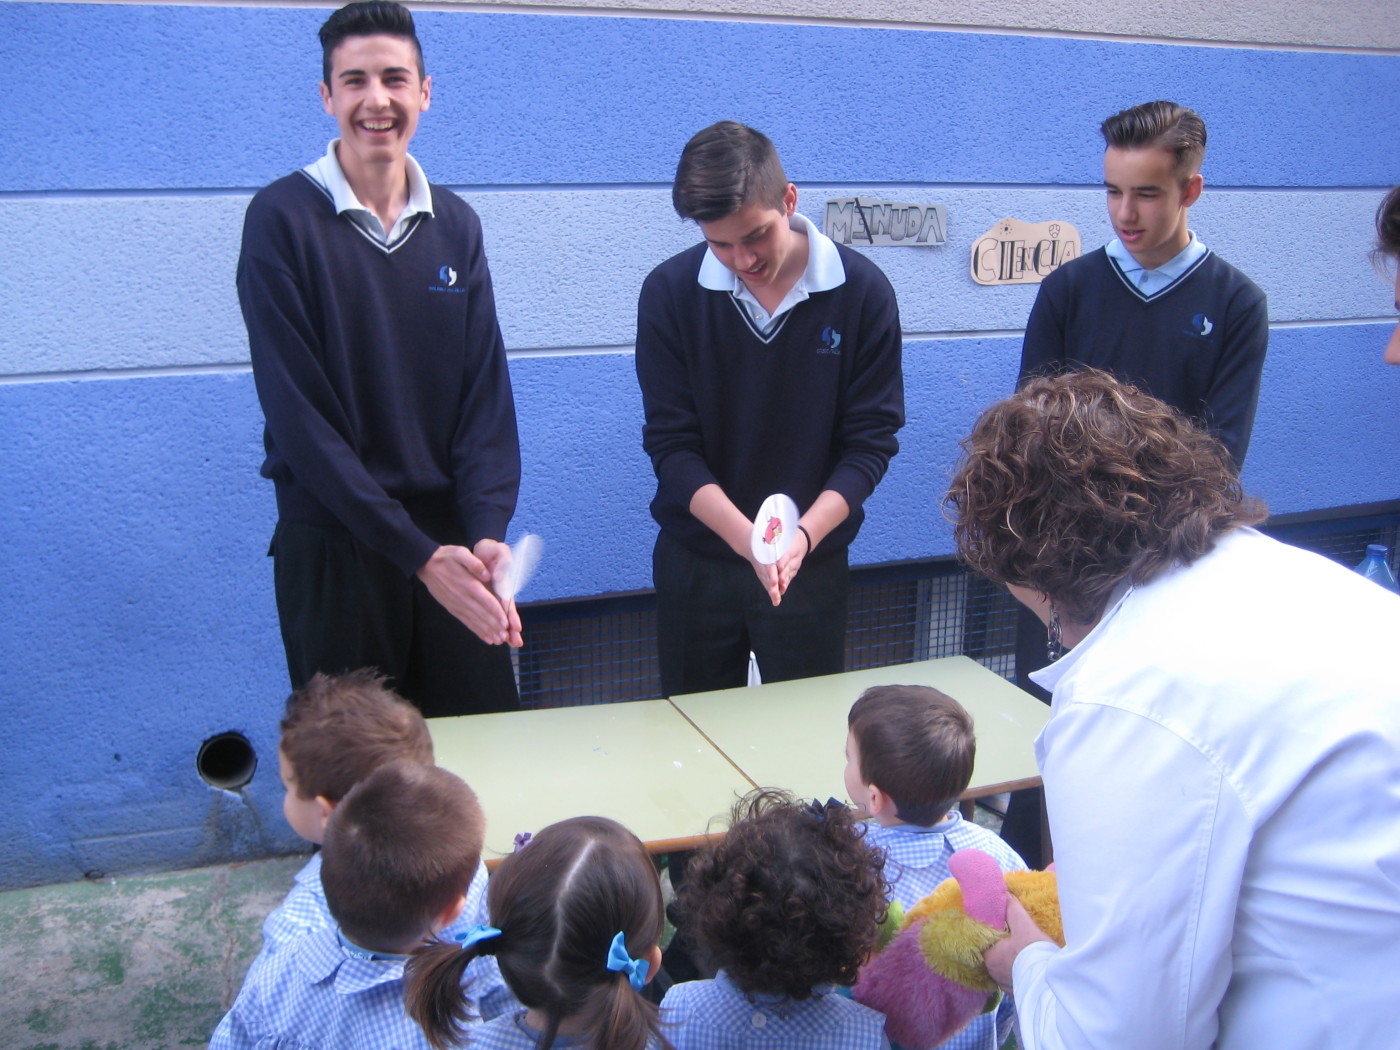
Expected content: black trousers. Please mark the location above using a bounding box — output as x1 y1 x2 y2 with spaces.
652 531 849 697
1001 603 1054 869
271 520 519 718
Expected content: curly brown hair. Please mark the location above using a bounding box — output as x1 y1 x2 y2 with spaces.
675 790 887 1000
946 369 1266 626
1375 185 1400 264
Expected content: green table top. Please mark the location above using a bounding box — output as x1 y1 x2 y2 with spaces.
430 698 754 862
669 656 1048 806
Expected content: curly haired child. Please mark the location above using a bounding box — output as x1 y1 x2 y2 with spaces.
406 816 672 1050
661 789 891 1049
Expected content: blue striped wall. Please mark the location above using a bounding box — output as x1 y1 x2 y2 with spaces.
3 1 1399 887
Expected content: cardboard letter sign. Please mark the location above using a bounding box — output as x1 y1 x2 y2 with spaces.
970 218 1080 285
824 197 947 247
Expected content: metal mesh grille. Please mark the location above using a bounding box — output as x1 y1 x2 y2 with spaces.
515 508 1398 710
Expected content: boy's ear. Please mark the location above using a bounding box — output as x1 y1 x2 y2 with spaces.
1182 172 1204 208
433 893 468 934
865 784 899 822
313 795 336 836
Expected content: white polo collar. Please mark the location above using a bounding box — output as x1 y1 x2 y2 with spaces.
697 212 845 331
302 139 434 245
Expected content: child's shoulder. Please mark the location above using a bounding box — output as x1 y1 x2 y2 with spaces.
260 852 331 950
942 815 1028 872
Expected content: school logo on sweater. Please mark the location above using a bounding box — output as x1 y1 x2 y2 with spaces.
429 264 465 294
1185 313 1215 338
817 327 843 354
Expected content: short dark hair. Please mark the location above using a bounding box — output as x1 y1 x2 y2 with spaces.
406 817 668 1050
1101 101 1207 181
947 369 1266 626
320 761 483 951
677 790 887 1000
319 0 425 88
1375 185 1400 265
279 669 433 803
848 686 975 826
672 121 789 222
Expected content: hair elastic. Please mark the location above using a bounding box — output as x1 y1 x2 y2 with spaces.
605 931 649 991
455 923 503 953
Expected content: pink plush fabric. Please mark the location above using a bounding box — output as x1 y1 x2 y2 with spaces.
853 920 990 1049
949 849 1008 931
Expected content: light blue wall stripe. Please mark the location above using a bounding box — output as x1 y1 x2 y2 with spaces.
2 189 1389 374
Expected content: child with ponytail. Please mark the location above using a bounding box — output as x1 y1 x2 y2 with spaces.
406 816 672 1050
662 789 892 1049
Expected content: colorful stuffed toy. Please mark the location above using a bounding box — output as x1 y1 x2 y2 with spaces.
853 849 1063 1050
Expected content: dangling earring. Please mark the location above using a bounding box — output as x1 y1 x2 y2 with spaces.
1046 605 1064 661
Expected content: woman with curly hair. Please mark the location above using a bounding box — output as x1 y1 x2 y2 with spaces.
947 370 1400 1050
661 790 891 1049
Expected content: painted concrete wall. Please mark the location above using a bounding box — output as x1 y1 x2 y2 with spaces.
452 0 1400 51
3 1 1399 888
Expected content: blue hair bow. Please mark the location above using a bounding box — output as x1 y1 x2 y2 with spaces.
454 923 503 953
605 931 650 991
805 796 845 821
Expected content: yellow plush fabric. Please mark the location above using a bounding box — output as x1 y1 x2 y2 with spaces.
904 869 1063 994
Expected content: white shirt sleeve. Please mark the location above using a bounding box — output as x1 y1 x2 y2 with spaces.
1011 698 1251 1050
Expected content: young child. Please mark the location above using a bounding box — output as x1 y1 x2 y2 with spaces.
844 685 1026 1049
263 669 511 1014
406 816 670 1050
211 761 484 1048
661 790 890 1049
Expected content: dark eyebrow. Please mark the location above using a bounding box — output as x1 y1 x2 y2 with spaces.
1103 180 1163 192
337 65 413 80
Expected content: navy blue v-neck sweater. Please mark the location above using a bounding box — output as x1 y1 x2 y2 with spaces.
237 172 520 576
636 241 905 563
1020 247 1268 466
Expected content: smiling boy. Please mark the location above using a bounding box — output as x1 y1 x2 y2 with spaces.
635 121 905 696
237 1 522 716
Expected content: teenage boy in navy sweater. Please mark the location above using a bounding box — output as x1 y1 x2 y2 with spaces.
1007 100 1268 867
237 1 522 716
635 121 905 698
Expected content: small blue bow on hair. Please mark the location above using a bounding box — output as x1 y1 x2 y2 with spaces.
805 796 845 821
513 831 533 851
454 924 503 953
605 931 650 991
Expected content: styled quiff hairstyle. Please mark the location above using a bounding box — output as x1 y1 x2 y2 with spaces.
279 669 433 803
676 790 887 1000
848 685 975 827
1101 100 1207 180
319 0 425 88
672 121 790 222
947 369 1267 627
407 816 669 1050
320 761 483 951
1374 185 1400 265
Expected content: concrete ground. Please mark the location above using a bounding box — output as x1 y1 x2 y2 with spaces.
0 853 308 1050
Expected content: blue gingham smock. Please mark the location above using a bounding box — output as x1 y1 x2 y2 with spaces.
209 925 433 1049
257 851 517 1019
661 969 890 1049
